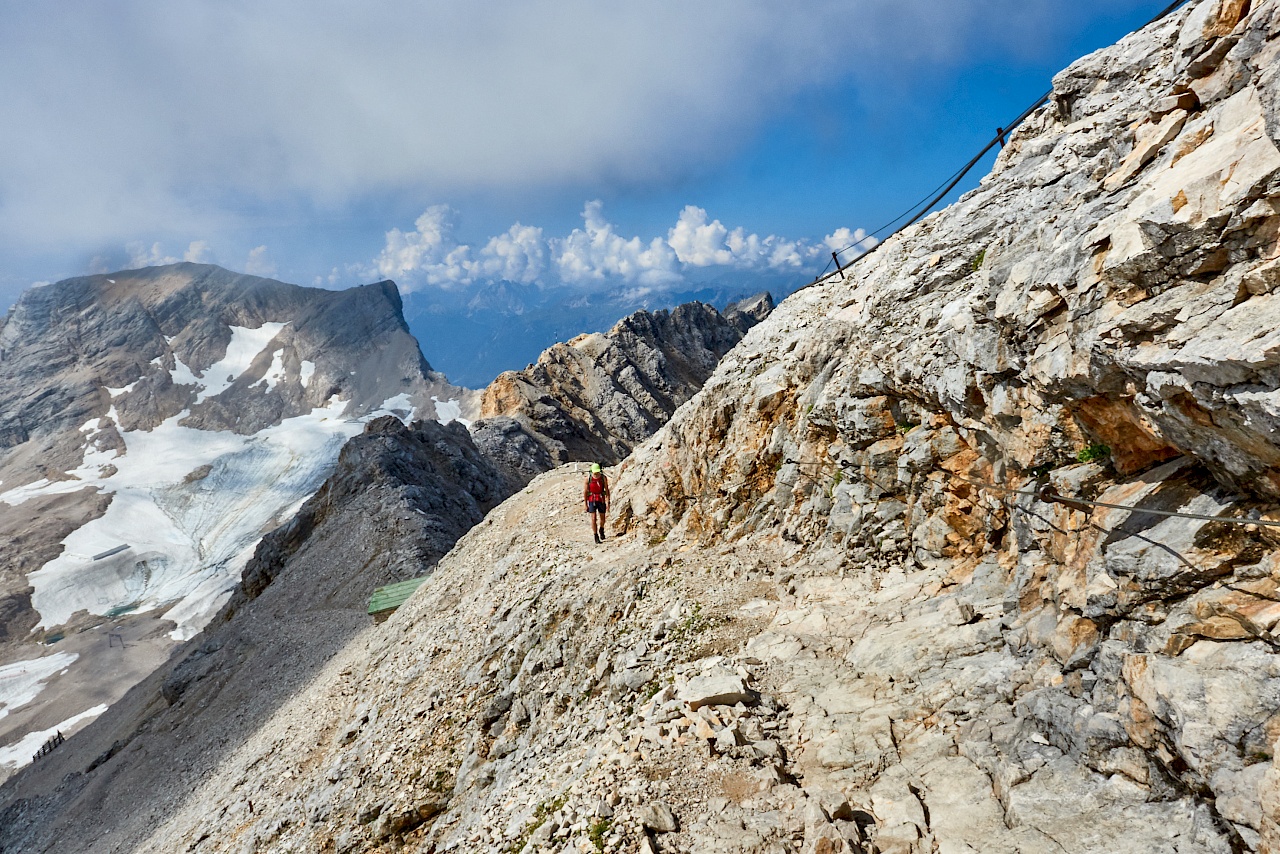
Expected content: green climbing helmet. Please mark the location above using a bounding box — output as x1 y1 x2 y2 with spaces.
591 463 602 473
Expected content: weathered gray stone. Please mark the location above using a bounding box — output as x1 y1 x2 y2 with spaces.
679 670 754 710
638 802 678 833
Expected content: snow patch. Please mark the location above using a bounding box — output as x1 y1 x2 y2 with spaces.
373 393 416 421
105 380 138 397
193 322 287 402
166 322 288 404
0 704 107 771
170 355 200 388
432 396 470 426
252 349 286 391
0 653 78 721
299 360 316 388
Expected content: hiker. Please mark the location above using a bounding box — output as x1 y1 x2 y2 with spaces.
584 463 610 543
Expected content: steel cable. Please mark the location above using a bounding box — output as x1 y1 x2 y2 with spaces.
800 0 1196 293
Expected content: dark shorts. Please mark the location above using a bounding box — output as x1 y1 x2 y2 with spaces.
587 500 606 513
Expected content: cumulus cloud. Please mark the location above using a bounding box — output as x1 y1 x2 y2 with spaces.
667 205 871 271
555 201 680 287
244 246 277 277
183 240 213 263
373 208 551 288
123 239 215 270
0 0 1140 252
126 242 180 269
475 225 550 285
374 207 468 286
377 200 868 293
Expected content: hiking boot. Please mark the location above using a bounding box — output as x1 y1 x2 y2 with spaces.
599 531 607 541
593 531 601 543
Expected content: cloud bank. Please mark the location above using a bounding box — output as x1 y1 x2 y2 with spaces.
372 202 873 293
0 0 1137 250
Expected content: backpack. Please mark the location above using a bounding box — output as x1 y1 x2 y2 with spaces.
587 474 605 499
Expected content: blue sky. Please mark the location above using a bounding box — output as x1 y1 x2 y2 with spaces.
0 1 1165 340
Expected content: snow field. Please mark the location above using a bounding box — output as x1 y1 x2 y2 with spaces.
0 653 78 721
0 704 107 772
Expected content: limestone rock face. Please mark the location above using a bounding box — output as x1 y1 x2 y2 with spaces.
602 0 1280 847
476 296 772 470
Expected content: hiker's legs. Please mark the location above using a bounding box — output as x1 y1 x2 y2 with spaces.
596 509 607 539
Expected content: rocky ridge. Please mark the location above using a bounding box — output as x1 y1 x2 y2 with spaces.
0 264 468 459
3 1 1280 853
474 296 772 473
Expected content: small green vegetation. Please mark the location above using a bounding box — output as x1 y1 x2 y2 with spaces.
895 421 919 435
508 794 568 854
425 768 451 793
641 680 663 702
1076 444 1112 464
972 248 986 272
588 817 613 852
667 603 714 647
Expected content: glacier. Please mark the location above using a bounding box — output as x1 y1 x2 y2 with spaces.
0 323 417 641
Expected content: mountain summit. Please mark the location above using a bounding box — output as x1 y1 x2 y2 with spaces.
0 264 472 777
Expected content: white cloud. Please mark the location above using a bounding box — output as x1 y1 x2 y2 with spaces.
183 240 213 263
554 201 680 287
475 224 549 285
666 206 879 272
373 206 476 288
126 242 180 269
244 246 277 277
372 210 552 289
123 240 215 270
667 206 736 267
376 200 866 292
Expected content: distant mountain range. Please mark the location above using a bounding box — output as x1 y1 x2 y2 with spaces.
402 270 799 387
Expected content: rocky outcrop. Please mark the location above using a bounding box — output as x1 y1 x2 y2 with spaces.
474 296 772 471
0 417 515 853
